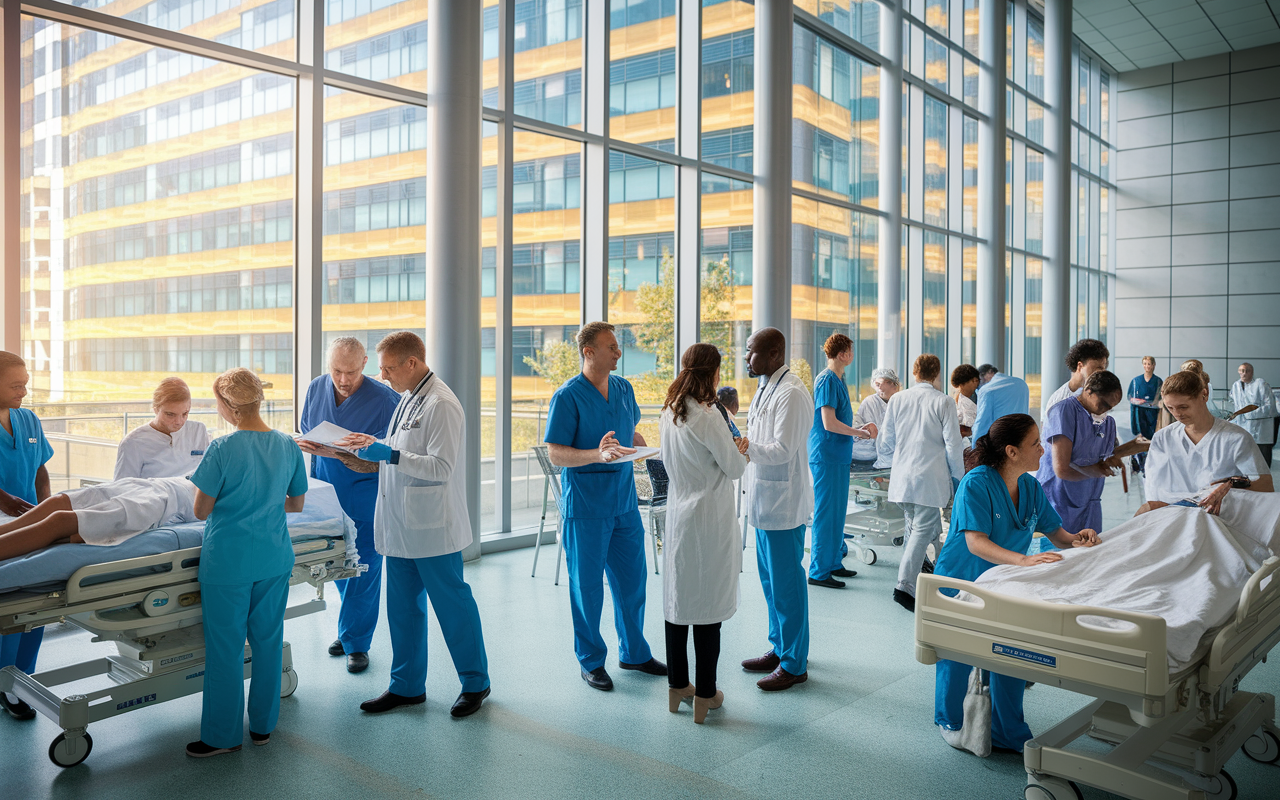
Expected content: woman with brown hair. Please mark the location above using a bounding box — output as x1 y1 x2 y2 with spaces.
658 343 748 723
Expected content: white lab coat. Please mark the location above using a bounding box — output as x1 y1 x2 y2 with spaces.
851 393 888 461
1230 379 1277 445
660 399 748 625
955 392 977 429
1144 418 1270 505
743 369 814 531
113 421 210 480
875 382 965 508
372 374 472 560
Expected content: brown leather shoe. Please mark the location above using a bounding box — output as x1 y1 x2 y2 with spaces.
741 651 781 673
756 667 808 692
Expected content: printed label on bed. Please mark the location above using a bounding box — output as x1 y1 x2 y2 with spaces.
992 643 1056 668
116 693 157 711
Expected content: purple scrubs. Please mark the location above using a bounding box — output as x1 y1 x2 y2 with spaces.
1035 395 1115 535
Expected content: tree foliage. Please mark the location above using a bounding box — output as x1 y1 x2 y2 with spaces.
630 248 738 383
522 338 580 391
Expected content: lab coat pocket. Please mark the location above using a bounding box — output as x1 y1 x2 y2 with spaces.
753 477 791 524
403 484 450 531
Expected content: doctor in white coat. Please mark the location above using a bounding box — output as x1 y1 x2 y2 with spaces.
738 328 814 692
336 331 490 719
1230 362 1277 467
876 354 965 612
658 344 748 723
114 377 210 480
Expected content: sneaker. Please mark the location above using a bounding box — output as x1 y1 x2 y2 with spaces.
250 731 270 746
186 740 241 758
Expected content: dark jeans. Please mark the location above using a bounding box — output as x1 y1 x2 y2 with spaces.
665 621 721 699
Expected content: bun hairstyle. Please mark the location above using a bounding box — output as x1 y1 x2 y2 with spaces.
970 413 1037 470
152 377 191 412
1083 369 1122 398
662 344 722 425
212 368 264 422
823 332 853 360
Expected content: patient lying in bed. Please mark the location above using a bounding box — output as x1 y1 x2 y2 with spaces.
971 490 1280 670
0 477 196 562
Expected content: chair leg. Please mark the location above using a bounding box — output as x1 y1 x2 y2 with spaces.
554 521 565 586
531 480 549 577
651 511 660 575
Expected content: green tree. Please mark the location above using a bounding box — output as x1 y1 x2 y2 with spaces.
522 338 580 390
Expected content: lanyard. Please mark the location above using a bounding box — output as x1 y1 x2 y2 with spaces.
391 371 433 432
750 368 790 425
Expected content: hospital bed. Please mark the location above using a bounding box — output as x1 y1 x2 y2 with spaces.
915 557 1280 800
0 478 359 768
843 463 903 566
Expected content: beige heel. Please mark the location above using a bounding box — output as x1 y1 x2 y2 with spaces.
693 690 724 724
668 684 696 713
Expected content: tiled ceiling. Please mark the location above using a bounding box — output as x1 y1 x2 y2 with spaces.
1067 0 1280 72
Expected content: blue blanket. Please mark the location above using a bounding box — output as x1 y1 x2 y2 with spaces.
0 478 355 595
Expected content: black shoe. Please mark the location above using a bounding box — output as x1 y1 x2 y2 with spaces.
0 692 36 721
619 658 668 676
360 690 426 713
450 686 491 718
808 576 846 589
893 589 916 612
581 667 614 691
832 567 858 578
921 558 935 574
328 639 345 656
186 740 241 758
249 731 270 746
347 652 369 673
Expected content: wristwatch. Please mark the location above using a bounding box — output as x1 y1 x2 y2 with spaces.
1229 476 1252 489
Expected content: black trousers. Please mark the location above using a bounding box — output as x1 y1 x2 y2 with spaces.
1260 443 1273 468
665 620 721 699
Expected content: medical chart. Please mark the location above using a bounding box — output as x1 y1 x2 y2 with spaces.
295 421 356 447
607 446 661 464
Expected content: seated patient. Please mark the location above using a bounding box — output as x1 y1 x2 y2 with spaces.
0 476 196 562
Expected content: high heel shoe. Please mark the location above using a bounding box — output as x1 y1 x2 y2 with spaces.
668 684 696 713
693 690 724 724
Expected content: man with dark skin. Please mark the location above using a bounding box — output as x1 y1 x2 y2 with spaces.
737 328 815 691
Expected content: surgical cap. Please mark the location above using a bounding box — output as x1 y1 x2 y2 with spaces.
871 368 900 385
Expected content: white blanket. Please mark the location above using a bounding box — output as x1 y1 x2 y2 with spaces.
974 491 1280 671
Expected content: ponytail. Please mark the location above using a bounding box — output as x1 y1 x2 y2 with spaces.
971 413 1037 469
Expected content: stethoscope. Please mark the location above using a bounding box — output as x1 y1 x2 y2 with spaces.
749 367 790 425
391 371 434 432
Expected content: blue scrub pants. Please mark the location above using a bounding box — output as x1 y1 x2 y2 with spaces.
808 461 851 580
561 512 653 672
1 629 44 675
386 553 489 696
200 573 290 749
335 517 383 654
756 525 810 675
935 659 1032 752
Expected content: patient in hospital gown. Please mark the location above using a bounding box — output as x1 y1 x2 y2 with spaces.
973 490 1280 669
0 476 196 562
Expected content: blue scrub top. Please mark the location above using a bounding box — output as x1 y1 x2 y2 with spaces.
544 373 641 519
1129 374 1162 427
300 374 399 522
808 368 853 464
973 373 1031 441
0 408 54 504
934 465 1062 584
1035 395 1115 525
191 430 309 585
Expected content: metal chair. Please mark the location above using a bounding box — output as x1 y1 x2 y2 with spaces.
642 458 669 574
530 445 566 585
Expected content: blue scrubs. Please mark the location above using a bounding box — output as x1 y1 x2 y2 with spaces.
386 554 489 696
932 466 1062 752
544 373 653 672
300 374 399 654
0 408 54 680
808 369 853 580
1034 396 1114 550
1128 374 1161 473
757 524 810 674
972 373 1031 441
191 430 308 749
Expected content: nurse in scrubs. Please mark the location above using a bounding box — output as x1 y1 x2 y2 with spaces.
544 322 664 691
113 377 210 480
297 337 399 674
1127 357 1162 473
807 333 869 588
0 352 54 722
186 368 308 758
933 414 1099 754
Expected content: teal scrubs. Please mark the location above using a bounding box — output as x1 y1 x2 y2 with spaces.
932 466 1062 752
543 373 652 671
190 430 308 748
808 369 853 580
0 408 54 678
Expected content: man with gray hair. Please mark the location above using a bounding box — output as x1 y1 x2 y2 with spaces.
1230 362 1277 467
297 336 401 673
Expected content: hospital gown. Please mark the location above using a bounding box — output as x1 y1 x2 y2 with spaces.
1144 418 1268 506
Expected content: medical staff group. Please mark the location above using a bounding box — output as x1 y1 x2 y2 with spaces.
0 324 1275 756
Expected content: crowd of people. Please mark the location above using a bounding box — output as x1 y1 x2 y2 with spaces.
0 325 1275 757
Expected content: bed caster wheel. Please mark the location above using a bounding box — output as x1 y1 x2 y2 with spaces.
859 548 877 566
280 667 298 699
1024 777 1082 800
1243 729 1280 764
48 732 92 768
892 536 904 547
1198 770 1237 800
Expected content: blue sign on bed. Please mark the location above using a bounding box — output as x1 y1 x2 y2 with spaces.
992 643 1057 668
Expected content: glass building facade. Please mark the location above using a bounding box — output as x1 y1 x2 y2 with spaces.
9 0 1115 532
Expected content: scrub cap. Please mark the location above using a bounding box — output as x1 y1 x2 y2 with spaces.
871 368 900 385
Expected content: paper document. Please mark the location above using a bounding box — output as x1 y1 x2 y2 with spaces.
607 446 660 464
296 421 356 447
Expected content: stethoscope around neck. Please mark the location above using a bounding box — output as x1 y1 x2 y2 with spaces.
392 371 434 431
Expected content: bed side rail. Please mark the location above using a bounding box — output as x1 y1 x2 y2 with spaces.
63 546 203 605
1203 556 1280 697
915 574 1172 699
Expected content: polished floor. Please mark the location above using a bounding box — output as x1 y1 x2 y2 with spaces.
5 471 1280 800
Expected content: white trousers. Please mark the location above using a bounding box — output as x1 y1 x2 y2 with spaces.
897 503 942 596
